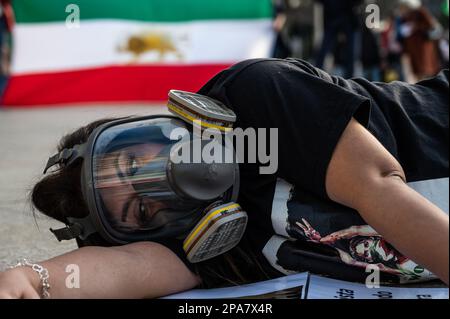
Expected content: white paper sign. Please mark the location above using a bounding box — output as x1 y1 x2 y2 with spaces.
307 275 449 299
163 273 308 299
163 273 448 299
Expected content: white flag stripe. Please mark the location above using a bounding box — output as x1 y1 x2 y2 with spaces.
12 19 274 75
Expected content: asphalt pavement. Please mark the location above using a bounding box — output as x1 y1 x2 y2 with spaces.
0 105 167 270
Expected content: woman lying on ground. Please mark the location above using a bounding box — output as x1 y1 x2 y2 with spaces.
0 58 448 299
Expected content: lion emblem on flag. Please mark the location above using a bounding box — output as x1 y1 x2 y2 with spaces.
118 32 184 62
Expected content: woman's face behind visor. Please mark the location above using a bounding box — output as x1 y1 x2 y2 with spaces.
90 118 202 239
95 143 167 230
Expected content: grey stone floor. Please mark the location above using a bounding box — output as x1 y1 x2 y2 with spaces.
0 105 167 271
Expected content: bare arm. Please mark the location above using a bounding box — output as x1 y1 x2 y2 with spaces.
320 225 380 244
336 249 403 275
326 118 449 285
0 242 200 299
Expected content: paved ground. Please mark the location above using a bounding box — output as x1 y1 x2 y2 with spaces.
0 105 167 271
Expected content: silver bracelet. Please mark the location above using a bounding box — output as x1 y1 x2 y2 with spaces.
11 258 51 299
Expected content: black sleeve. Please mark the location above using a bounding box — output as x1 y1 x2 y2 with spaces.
200 59 371 200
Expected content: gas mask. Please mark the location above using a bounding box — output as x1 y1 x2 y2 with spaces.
44 91 247 263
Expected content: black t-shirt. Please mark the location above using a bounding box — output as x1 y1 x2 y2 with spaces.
197 58 449 284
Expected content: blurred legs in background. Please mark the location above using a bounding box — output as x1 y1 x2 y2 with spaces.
0 0 13 102
0 12 7 98
316 22 356 79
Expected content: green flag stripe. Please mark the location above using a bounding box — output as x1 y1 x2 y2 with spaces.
14 0 273 23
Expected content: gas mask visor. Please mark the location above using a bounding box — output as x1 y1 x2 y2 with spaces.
92 117 200 241
47 116 240 247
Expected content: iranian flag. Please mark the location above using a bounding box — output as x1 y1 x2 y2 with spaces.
2 0 273 107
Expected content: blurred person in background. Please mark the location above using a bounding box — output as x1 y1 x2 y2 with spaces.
330 33 350 78
272 0 291 58
398 0 442 80
0 0 13 101
437 0 449 69
280 0 316 61
314 0 363 78
380 14 406 82
360 23 382 82
272 0 315 60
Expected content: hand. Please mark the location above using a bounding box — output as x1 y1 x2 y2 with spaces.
273 14 286 32
296 218 322 242
320 227 356 244
0 268 40 299
320 233 341 244
337 250 358 265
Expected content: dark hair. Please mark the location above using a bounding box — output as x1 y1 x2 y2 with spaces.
31 117 270 289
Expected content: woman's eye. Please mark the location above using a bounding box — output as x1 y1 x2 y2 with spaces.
137 199 149 225
127 154 139 176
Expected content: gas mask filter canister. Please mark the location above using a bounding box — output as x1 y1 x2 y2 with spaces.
166 90 247 263
167 90 236 132
183 202 248 263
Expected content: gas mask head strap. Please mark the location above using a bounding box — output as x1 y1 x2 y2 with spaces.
44 144 94 242
50 216 97 242
43 144 86 174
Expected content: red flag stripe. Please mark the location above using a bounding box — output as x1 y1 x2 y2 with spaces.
2 64 231 107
